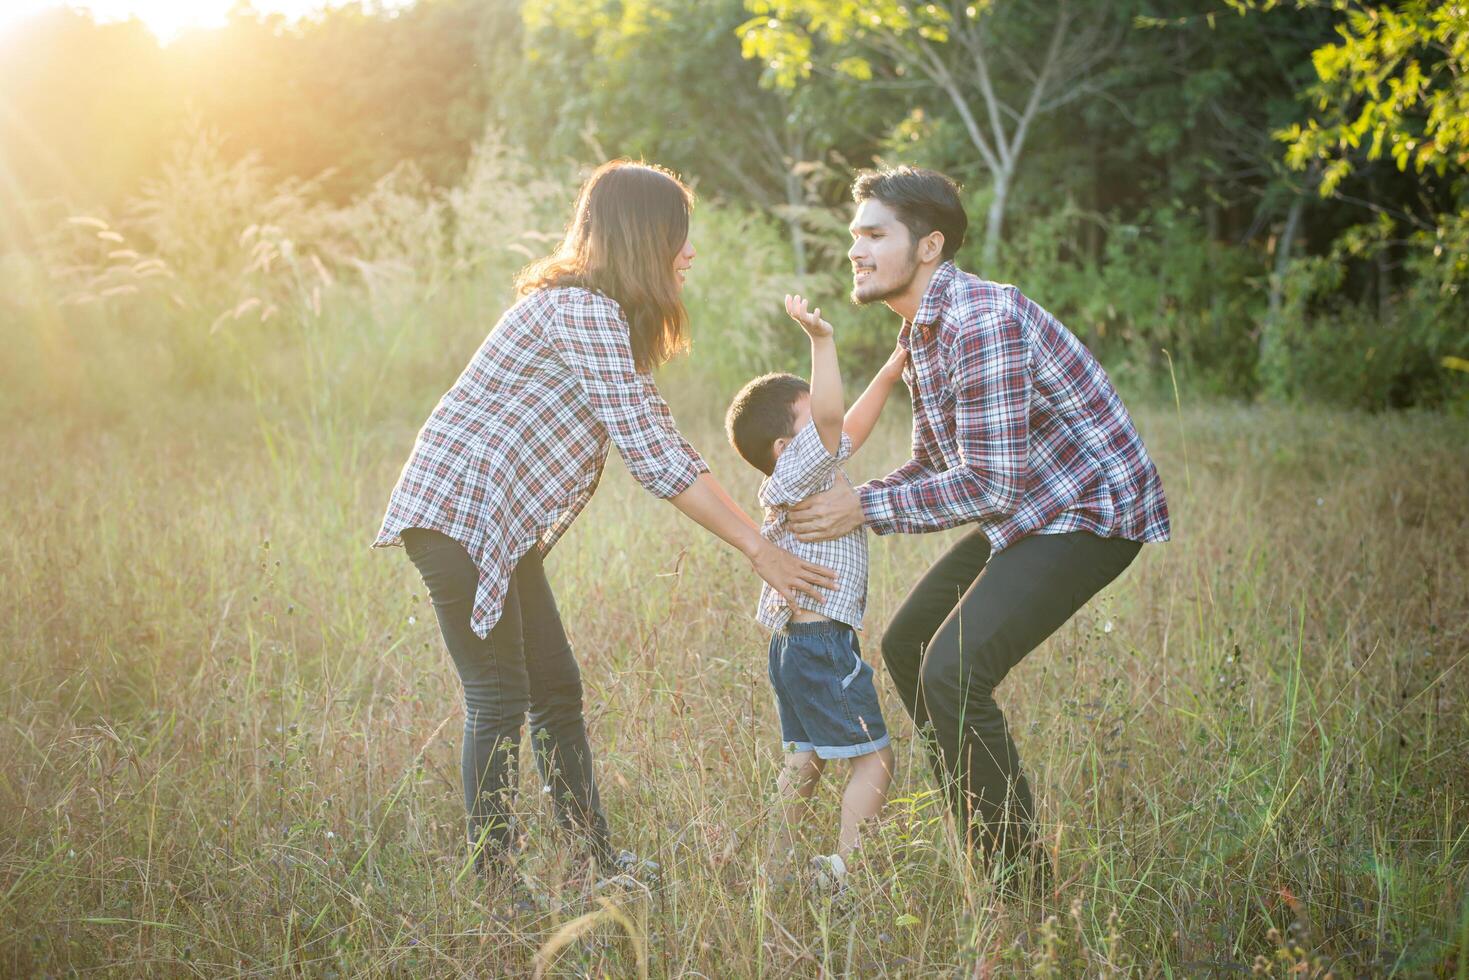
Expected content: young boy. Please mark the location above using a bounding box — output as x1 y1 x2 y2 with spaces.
725 294 907 892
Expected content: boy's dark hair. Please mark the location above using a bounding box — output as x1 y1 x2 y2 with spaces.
852 166 967 261
725 372 810 476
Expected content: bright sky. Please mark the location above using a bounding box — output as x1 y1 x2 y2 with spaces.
0 1 412 43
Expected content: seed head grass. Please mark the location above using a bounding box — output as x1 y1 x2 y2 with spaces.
2 362 1465 975
1 129 1466 975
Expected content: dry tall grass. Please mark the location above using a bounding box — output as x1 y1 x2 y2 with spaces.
1 133 1467 977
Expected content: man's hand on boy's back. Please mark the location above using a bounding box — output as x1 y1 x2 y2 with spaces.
785 294 835 341
788 476 865 542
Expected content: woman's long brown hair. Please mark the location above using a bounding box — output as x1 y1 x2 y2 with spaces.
515 160 693 373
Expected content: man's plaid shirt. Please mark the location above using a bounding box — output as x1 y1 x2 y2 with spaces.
757 421 868 631
858 262 1170 551
375 287 708 638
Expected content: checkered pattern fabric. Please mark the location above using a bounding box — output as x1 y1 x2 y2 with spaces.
757 421 868 631
375 286 708 638
858 262 1170 551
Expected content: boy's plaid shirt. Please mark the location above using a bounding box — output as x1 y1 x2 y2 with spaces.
858 262 1170 551
374 287 708 639
757 421 868 631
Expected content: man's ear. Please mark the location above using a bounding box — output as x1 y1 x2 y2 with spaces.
919 230 946 264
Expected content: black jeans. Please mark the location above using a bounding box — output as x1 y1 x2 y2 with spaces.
880 529 1141 868
402 528 610 870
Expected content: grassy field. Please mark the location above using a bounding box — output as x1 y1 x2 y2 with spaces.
2 287 1468 978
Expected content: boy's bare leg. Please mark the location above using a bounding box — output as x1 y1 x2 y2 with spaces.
837 745 894 863
769 750 824 866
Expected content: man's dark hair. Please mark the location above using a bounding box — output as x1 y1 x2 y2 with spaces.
725 372 810 476
852 166 967 261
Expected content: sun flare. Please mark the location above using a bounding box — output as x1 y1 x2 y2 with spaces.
0 1 404 44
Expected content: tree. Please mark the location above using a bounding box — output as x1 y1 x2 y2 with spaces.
1253 0 1468 195
1236 0 1468 381
518 0 877 273
164 0 513 199
739 0 1126 267
0 9 176 243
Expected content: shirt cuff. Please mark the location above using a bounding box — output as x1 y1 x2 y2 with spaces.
641 451 704 500
857 482 901 536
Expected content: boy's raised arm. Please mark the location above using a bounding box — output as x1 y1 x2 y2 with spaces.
785 294 844 456
843 341 908 455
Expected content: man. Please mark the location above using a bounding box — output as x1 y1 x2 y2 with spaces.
787 167 1170 883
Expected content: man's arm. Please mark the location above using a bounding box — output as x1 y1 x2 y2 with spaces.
863 405 941 492
785 294 843 455
789 308 1032 541
842 342 907 454
857 307 1031 533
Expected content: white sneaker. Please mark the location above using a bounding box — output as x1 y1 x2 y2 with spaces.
808 853 848 894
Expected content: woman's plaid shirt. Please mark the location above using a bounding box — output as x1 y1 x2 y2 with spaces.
857 262 1170 551
374 287 708 638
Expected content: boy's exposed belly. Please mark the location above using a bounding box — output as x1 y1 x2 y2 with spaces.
789 608 834 624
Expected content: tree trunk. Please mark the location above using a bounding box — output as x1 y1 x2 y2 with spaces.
982 169 1009 271
1376 242 1391 323
1262 192 1306 371
784 163 807 276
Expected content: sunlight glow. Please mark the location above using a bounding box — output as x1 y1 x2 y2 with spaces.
0 1 412 44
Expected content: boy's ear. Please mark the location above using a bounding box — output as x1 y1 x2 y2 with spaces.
771 436 790 462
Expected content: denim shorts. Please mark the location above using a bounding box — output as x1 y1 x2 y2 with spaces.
767 620 890 760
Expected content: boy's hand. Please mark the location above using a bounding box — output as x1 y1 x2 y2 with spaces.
785 294 834 341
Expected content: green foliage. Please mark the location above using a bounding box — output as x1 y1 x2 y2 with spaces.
1264 213 1469 409
676 203 808 387
739 0 958 88
9 123 569 408
1 0 1466 406
522 0 792 190
988 203 1268 397
1266 0 1469 192
520 0 880 279
670 202 901 392
0 0 513 230
1222 0 1469 406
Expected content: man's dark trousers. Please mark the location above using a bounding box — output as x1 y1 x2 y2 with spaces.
880 528 1141 870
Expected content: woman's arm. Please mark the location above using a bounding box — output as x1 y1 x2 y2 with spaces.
693 471 760 530
669 473 836 606
843 343 908 454
548 292 830 602
547 292 708 499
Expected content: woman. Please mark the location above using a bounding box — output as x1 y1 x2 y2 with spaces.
374 161 833 892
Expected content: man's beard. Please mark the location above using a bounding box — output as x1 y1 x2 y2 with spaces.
850 249 920 306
